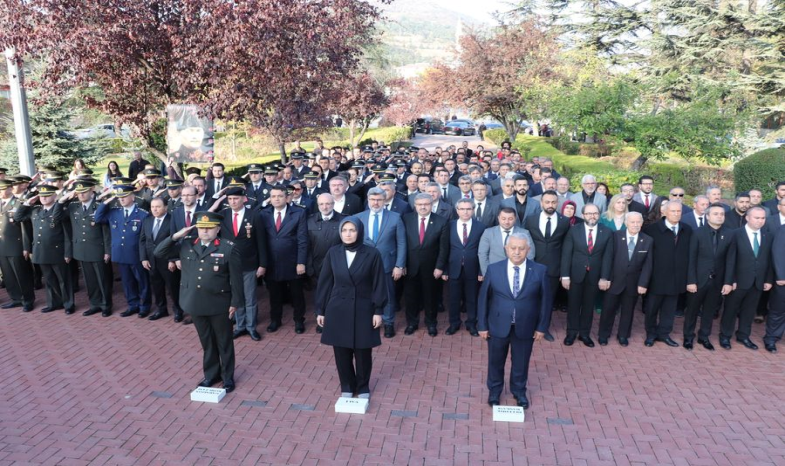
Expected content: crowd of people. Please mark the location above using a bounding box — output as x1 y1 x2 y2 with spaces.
0 139 784 406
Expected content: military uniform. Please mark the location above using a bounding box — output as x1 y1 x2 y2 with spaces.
0 193 35 310
154 213 244 387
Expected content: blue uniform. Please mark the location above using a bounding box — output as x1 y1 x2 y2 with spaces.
94 203 152 313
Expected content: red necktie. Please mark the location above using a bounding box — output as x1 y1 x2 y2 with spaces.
233 212 239 237
644 194 650 209
185 211 191 227
275 212 282 232
419 217 425 245
462 223 468 245
587 228 594 253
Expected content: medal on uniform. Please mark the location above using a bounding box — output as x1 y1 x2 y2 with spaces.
132 225 137 231
91 222 95 226
50 222 55 228
214 265 220 272
245 222 252 238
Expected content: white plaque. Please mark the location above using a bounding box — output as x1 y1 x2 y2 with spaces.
334 396 369 414
493 405 525 423
190 386 226 403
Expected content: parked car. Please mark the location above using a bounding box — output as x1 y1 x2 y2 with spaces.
72 123 131 140
444 121 476 136
415 118 444 134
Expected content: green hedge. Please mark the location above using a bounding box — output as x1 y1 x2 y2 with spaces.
733 147 785 194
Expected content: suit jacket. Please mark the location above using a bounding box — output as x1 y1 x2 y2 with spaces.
723 209 747 230
477 259 552 340
438 184 461 205
606 230 653 295
500 196 541 227
66 199 111 262
643 219 692 295
402 212 449 275
447 188 471 206
473 197 500 227
682 210 707 231
139 214 176 266
560 223 614 283
724 227 773 290
570 191 607 218
205 177 230 199
306 212 345 277
766 214 785 235
357 209 406 273
633 192 659 212
334 193 363 216
260 205 309 281
478 226 536 275
687 225 732 288
772 225 785 283
386 197 413 216
762 197 781 213
432 200 454 220
524 212 570 278
447 220 486 278
219 207 268 272
556 192 573 210
290 197 315 214
627 199 647 216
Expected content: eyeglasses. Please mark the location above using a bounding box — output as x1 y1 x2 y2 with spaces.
670 193 684 197
583 212 600 216
293 188 303 192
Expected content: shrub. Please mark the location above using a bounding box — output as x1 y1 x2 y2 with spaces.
733 147 785 194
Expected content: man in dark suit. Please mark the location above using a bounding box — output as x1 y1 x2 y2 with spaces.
424 183 454 219
560 203 614 347
127 151 150 181
302 172 326 201
723 192 750 230
598 212 652 346
260 186 309 333
525 190 570 342
155 212 243 393
683 204 732 351
763 224 785 352
720 207 774 350
140 197 183 321
682 195 710 231
403 193 449 336
444 199 486 336
633 175 657 213
378 180 412 216
478 233 551 409
762 181 785 213
766 197 785 234
219 187 268 341
205 163 229 199
471 180 499 226
500 176 540 227
306 193 344 287
0 179 35 312
620 183 647 216
329 176 362 216
643 201 692 347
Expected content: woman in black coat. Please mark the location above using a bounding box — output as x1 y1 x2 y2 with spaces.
315 217 389 399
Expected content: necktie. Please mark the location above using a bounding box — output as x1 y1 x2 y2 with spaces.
672 226 678 244
83 205 88 213
233 212 239 236
372 213 380 242
545 216 552 238
153 218 161 238
753 232 759 257
628 236 635 260
587 228 594 253
185 211 192 227
699 216 704 227
308 189 313 197
275 212 282 232
124 209 129 221
711 229 718 253
513 266 520 298
462 222 468 245
215 181 220 193
476 202 483 220
504 229 511 245
464 193 470 199
254 184 259 191
671 226 677 234
419 217 426 245
443 187 447 199
644 194 650 209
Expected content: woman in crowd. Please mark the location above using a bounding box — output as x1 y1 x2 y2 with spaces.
103 161 123 187
561 200 583 227
600 194 629 232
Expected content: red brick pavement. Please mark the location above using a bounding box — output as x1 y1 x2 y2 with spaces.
1 282 784 465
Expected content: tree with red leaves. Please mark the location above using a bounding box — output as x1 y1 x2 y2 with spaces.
329 72 387 148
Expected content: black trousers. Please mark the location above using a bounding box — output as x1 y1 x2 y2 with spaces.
149 260 182 314
268 278 306 324
720 287 762 341
448 270 479 328
644 293 678 339
487 325 534 399
566 277 599 338
405 272 440 327
0 255 34 306
684 278 723 340
192 313 235 383
543 275 560 332
763 285 785 345
333 346 373 395
81 260 113 311
40 262 74 309
599 289 640 340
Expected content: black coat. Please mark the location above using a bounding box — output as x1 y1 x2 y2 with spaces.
723 209 747 230
525 212 570 278
643 219 692 295
315 244 388 349
446 220 486 278
259 205 309 281
335 193 363 216
403 212 450 275
219 207 268 272
724 227 773 290
306 212 345 277
139 214 176 266
559 223 614 283
606 230 653 295
687 225 732 288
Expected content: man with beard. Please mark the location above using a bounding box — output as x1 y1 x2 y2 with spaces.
570 174 607 218
724 192 751 230
500 176 540 227
620 183 647 216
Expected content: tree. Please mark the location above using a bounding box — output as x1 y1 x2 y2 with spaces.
383 78 425 127
330 72 388 148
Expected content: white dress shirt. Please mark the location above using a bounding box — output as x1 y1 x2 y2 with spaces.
418 214 431 234
334 195 346 213
507 259 527 295
273 205 287 224
456 219 473 239
693 211 705 227
230 207 245 232
744 225 762 251
584 224 596 246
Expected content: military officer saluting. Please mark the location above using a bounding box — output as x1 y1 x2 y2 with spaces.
0 178 35 311
154 212 244 393
59 180 114 317
14 185 75 314
139 169 168 204
245 163 266 209
165 178 184 212
94 184 153 317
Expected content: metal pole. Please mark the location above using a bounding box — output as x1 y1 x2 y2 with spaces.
5 48 36 176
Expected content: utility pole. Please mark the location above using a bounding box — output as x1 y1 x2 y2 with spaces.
5 48 36 176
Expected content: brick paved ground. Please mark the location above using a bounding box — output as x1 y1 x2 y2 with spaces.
1 281 784 465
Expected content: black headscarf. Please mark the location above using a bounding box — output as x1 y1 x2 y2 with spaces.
339 216 364 252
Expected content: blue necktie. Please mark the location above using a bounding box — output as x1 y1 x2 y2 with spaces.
372 213 380 242
628 236 636 261
753 232 759 257
513 266 520 296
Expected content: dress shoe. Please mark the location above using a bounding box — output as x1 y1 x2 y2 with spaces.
445 325 460 335
138 311 150 319
683 339 694 350
249 330 262 341
719 339 732 350
618 338 629 347
1 302 22 309
182 316 193 325
174 311 184 323
697 338 715 351
487 396 500 407
23 304 33 313
101 309 112 317
674 310 685 318
467 327 479 337
578 336 595 348
294 322 305 334
765 343 777 353
315 326 323 334
148 311 169 321
564 335 576 346
266 321 281 332
655 337 679 347
644 338 655 347
384 325 395 338
598 338 608 346
404 325 418 335
41 306 63 313
233 329 248 339
515 395 530 410
223 380 235 393
120 308 138 317
737 338 758 350
544 332 555 342
754 315 764 324
82 307 102 316
428 326 438 337
65 307 75 315
198 377 221 387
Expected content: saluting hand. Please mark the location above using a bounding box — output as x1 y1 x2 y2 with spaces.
173 225 196 241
